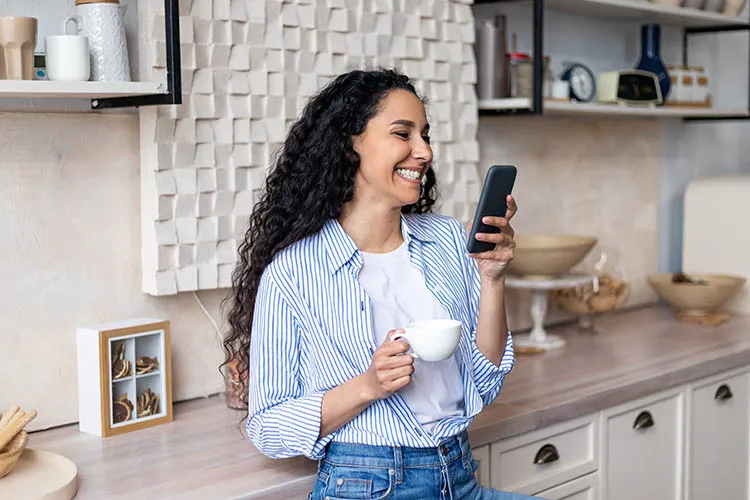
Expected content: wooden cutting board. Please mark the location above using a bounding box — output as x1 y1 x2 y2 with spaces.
0 448 78 499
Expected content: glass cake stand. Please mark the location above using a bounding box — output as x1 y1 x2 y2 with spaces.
506 274 594 350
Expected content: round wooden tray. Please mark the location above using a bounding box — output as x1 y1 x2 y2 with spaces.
0 448 78 499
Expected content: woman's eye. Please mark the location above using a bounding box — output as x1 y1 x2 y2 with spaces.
422 135 431 144
395 131 409 139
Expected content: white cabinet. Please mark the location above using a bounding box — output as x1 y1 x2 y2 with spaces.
536 473 598 500
601 387 684 500
686 368 749 500
490 414 598 496
473 444 491 488
478 366 750 500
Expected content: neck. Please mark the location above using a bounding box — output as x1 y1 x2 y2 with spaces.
338 199 404 253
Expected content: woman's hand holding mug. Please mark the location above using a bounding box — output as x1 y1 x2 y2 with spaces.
362 329 414 401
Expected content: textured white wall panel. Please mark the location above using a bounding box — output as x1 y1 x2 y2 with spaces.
140 0 481 295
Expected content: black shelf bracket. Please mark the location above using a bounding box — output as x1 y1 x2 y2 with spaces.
533 0 545 115
682 23 750 122
91 0 182 110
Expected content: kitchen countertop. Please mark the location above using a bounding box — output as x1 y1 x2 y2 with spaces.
28 305 750 500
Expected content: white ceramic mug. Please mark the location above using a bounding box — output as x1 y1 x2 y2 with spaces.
392 319 462 362
45 35 90 82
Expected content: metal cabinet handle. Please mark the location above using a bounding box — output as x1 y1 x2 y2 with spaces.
533 444 559 465
633 410 654 430
715 384 733 401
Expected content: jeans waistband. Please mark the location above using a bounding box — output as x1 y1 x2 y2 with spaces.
324 431 472 476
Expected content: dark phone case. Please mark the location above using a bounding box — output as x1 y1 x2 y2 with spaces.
466 165 517 254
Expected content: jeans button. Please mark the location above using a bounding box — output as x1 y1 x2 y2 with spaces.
440 445 448 456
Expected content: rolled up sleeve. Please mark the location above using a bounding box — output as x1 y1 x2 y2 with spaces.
470 331 516 405
245 269 332 459
452 218 517 406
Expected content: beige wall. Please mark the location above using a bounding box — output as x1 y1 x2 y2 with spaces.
0 113 662 431
0 0 662 431
478 116 661 330
0 113 226 431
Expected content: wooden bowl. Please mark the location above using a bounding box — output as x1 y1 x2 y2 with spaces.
647 273 746 316
508 235 598 280
0 431 28 479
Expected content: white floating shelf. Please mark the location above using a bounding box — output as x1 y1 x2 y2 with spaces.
0 81 166 99
549 0 750 27
479 97 750 118
477 97 534 110
545 100 750 117
478 0 750 27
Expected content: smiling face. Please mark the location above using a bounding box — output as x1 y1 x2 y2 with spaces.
351 89 433 210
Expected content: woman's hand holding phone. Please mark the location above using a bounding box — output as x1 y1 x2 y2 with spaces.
466 165 519 282
469 195 518 281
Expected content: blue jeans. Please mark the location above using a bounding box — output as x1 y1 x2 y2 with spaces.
309 431 544 499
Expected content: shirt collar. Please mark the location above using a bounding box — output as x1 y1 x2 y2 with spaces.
321 214 437 274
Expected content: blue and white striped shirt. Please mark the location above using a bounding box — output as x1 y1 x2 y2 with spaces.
246 213 516 460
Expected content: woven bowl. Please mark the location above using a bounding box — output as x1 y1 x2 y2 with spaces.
0 430 29 479
647 273 746 316
508 235 598 280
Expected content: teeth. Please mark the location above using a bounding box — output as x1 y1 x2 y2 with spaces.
396 168 421 181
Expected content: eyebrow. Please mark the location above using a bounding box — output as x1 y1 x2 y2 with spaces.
390 119 430 132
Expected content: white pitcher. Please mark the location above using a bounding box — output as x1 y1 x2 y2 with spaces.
65 0 130 82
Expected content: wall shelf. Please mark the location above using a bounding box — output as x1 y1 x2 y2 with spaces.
477 0 749 28
0 0 181 110
474 0 750 122
478 98 750 118
0 81 166 100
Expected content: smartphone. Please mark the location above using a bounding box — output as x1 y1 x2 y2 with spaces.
466 165 517 254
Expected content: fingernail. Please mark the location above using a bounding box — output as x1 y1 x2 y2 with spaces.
476 234 484 240
482 217 491 223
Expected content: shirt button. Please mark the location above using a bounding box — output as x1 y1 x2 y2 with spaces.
440 445 448 456
337 478 344 485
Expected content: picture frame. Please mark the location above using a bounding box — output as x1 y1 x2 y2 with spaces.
76 318 173 437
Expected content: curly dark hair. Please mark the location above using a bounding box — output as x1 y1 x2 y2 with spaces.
222 68 439 410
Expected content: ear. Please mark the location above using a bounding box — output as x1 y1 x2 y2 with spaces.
351 133 364 154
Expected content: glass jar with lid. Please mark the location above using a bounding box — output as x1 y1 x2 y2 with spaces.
508 52 532 98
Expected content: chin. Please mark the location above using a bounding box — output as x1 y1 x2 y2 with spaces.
400 193 421 207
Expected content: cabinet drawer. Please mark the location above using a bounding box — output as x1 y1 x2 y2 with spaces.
537 472 598 500
687 369 749 500
490 414 598 495
602 388 684 500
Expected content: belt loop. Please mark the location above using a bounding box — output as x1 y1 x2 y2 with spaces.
393 445 404 484
459 432 471 471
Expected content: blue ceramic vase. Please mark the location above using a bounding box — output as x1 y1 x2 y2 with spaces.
635 24 670 102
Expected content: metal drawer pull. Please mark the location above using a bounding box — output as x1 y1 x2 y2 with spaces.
633 410 654 430
533 444 559 465
715 384 733 401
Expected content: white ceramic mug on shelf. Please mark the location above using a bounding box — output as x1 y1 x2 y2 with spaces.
45 35 90 81
391 319 462 362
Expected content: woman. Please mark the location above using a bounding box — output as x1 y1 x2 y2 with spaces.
225 68 538 500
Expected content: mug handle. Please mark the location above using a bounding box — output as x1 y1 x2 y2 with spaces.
390 333 419 359
63 16 83 35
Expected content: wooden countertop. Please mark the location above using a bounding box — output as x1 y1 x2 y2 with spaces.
28 306 750 500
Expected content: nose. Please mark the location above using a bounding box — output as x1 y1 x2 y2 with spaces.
413 137 432 165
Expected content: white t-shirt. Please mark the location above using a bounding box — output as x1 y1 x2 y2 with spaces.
358 242 465 433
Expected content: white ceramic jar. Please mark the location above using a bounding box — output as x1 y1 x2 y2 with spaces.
65 0 130 82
